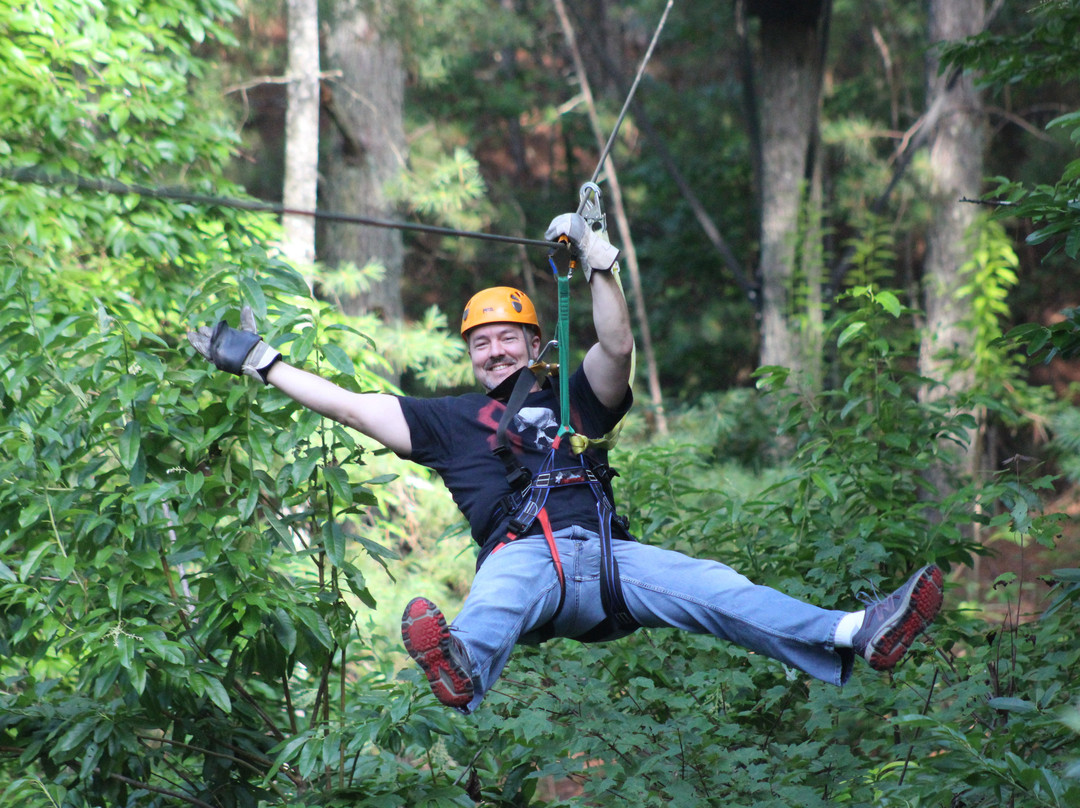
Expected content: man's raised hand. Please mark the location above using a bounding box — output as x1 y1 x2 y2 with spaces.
187 305 281 384
545 212 619 283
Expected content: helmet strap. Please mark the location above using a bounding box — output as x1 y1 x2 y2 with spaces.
523 325 534 361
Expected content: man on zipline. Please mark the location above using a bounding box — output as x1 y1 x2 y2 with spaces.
189 212 943 714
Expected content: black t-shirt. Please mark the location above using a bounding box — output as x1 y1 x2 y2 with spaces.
397 365 632 566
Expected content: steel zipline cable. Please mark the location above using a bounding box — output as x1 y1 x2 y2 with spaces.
0 166 560 251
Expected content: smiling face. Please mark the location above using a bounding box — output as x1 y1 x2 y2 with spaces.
467 322 541 391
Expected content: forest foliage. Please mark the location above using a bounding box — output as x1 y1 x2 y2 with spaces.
1 0 1080 806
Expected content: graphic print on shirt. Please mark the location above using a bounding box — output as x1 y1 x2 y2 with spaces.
477 399 507 452
513 406 559 451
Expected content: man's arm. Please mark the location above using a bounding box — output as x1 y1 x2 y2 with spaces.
545 212 635 410
188 308 412 456
582 269 634 409
265 362 412 456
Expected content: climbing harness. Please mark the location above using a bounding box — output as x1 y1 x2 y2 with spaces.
488 182 639 643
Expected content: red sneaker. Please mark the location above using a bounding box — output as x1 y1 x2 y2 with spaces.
852 565 944 671
401 597 475 710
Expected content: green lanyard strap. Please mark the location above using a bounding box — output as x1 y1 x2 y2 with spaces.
548 247 575 439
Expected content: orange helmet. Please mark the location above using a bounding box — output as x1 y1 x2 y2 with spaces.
460 286 541 339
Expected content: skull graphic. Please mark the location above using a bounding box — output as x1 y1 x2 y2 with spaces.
513 406 559 450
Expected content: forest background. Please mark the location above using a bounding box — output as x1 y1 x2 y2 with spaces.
3 0 1080 805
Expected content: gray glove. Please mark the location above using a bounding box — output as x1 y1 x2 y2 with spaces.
545 212 619 282
187 305 281 384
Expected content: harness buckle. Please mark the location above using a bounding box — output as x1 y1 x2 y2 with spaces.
498 490 522 516
506 465 532 491
508 498 542 534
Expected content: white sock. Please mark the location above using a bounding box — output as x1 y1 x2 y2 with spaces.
833 610 865 648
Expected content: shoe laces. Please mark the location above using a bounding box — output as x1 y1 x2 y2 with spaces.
855 579 885 608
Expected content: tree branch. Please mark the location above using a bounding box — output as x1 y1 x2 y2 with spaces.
223 70 342 95
107 772 217 808
136 734 267 779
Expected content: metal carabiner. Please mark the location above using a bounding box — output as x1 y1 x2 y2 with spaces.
529 339 560 385
577 181 607 235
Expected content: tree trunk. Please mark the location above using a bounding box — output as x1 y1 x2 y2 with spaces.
752 1 828 391
320 0 405 322
281 0 319 268
918 0 986 476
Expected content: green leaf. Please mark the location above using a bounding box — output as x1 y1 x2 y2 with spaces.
362 473 398 485
840 395 866 420
993 571 1017 589
810 472 839 502
240 275 267 318
322 519 346 567
323 465 352 505
1066 225 1080 259
264 263 311 297
263 733 311 787
119 419 141 469
184 471 204 496
292 326 317 363
272 607 297 654
321 342 355 376
295 606 334 649
296 734 322 778
837 322 866 348
141 631 187 666
1062 158 1080 183
53 718 97 756
1047 110 1080 130
876 290 902 316
201 675 233 714
261 505 294 545
239 482 259 521
987 697 1036 714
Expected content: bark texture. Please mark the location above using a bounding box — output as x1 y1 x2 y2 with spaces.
282 0 319 267
320 0 405 322
755 5 827 388
918 0 986 397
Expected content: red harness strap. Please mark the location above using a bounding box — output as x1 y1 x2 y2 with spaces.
534 507 564 589
496 505 565 591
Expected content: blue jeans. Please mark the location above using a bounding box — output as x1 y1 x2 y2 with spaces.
450 527 854 713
